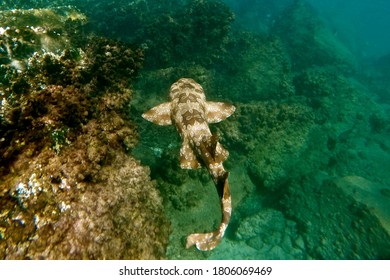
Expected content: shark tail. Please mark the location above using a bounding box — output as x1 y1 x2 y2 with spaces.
186 176 231 251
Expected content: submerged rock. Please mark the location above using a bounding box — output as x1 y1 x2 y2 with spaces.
272 0 356 71
0 7 86 69
236 209 304 258
280 177 390 259
334 176 390 236
0 7 169 259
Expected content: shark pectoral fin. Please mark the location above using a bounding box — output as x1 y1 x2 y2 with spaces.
142 102 172 125
206 102 236 123
180 141 201 169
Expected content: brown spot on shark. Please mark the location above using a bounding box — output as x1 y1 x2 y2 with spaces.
142 78 235 250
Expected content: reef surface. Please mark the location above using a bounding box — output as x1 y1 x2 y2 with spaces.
0 6 168 259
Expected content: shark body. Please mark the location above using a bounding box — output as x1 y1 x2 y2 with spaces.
142 78 235 250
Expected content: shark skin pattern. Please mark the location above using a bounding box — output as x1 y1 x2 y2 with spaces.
142 78 235 251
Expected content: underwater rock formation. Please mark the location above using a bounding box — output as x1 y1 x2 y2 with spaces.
21 0 234 70
364 53 390 104
0 7 169 259
224 0 295 33
334 176 390 236
272 0 356 71
235 208 305 259
0 7 86 69
213 33 295 101
280 177 390 259
215 101 314 191
133 0 235 69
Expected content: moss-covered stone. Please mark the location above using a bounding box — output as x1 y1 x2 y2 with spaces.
0 7 168 260
280 179 390 259
0 7 86 70
272 0 356 71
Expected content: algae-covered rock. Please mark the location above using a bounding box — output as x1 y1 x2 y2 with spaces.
280 178 390 259
134 0 235 69
63 0 234 69
235 209 305 259
334 176 390 236
1 151 168 259
272 0 356 71
215 101 314 190
0 7 86 69
212 33 295 101
0 7 169 259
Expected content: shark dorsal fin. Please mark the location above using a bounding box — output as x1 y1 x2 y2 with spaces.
206 102 235 124
142 102 172 125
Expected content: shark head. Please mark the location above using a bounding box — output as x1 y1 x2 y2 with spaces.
169 78 206 101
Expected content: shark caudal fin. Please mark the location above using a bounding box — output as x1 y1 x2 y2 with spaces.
186 176 231 251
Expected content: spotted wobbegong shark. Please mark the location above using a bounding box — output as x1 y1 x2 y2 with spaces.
142 78 235 250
